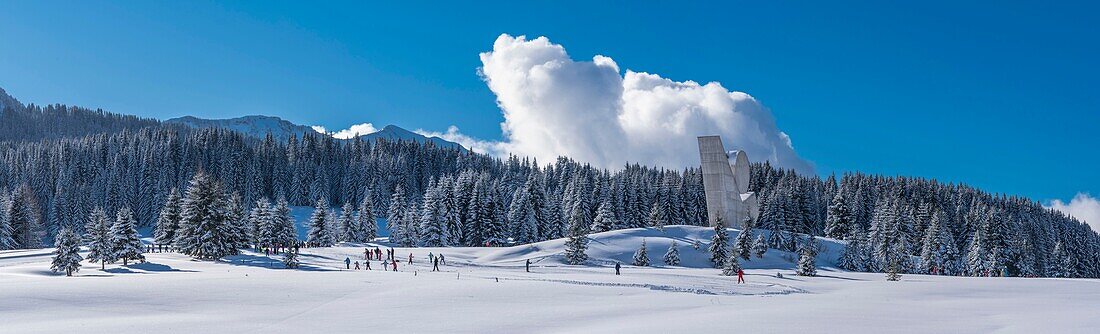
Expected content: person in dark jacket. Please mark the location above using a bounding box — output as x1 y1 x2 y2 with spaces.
344 257 351 269
615 262 621 275
433 257 440 272
525 259 531 272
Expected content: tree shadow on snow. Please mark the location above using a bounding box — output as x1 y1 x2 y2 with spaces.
128 262 197 273
104 267 145 274
221 254 333 272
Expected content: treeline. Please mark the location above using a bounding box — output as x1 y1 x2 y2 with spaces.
0 109 1097 278
0 103 164 142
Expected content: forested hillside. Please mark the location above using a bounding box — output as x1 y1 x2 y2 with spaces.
0 91 1096 278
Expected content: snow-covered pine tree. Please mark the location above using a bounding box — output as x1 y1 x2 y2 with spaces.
306 199 334 247
735 225 753 260
273 197 297 250
337 201 357 243
359 192 377 241
633 239 650 266
664 240 680 266
83 207 113 269
225 193 251 250
419 181 451 247
176 172 236 260
752 234 767 258
709 216 730 268
797 236 818 276
249 198 274 249
824 191 852 239
481 187 508 247
153 188 182 245
0 192 13 250
7 184 44 249
509 186 538 244
839 223 869 271
722 250 742 276
590 200 617 233
563 192 590 265
401 203 421 247
919 211 954 274
111 207 145 265
283 248 300 269
387 186 407 242
647 202 666 230
886 245 902 281
50 227 83 276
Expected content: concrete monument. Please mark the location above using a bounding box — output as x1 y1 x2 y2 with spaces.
697 136 759 227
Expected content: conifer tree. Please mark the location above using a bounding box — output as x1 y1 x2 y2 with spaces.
307 199 334 247
824 192 852 239
590 200 618 233
337 201 357 243
83 207 113 270
839 223 869 271
387 186 408 244
886 249 902 281
664 240 680 266
111 207 145 265
0 192 13 250
225 193 250 250
481 188 508 246
283 248 300 269
647 203 666 230
359 192 377 241
563 195 590 265
419 182 451 247
176 172 236 260
273 197 298 249
797 236 818 276
722 250 742 276
633 239 650 266
7 184 43 249
154 188 182 245
709 216 730 268
735 223 753 261
752 234 767 258
249 198 274 249
51 227 83 276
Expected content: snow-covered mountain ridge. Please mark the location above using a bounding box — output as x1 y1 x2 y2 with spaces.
166 115 464 149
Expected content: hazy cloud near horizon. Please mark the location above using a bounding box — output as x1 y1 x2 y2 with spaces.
422 34 813 173
1048 193 1100 232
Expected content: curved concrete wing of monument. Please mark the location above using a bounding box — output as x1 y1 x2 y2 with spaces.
728 150 750 194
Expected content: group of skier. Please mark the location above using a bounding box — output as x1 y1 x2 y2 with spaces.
343 248 451 272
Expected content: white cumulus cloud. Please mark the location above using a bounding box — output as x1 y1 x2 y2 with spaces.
1048 193 1100 232
310 125 327 134
330 123 380 139
458 34 812 172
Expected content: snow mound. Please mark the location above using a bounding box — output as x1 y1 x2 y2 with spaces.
476 225 845 270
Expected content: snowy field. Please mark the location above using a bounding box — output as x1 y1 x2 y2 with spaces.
3 226 1099 333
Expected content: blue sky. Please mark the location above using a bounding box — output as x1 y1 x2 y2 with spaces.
1 1 1097 204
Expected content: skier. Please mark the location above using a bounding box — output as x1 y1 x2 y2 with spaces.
354 261 361 270
737 268 745 284
392 259 398 271
408 253 414 264
344 257 351 269
525 259 531 273
429 252 434 263
433 257 440 272
365 259 372 270
365 248 371 260
382 259 389 271
439 253 446 265
615 262 621 275
375 247 382 260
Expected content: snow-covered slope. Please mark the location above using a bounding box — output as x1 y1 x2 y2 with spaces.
3 225 1100 333
166 115 464 149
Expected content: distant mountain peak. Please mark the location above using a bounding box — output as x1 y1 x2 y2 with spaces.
0 87 25 112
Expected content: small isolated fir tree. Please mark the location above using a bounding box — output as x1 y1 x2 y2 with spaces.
306 199 334 247
154 188 182 245
83 207 113 270
111 207 145 265
722 250 742 276
633 239 650 266
283 249 300 269
709 217 730 268
51 227 83 276
664 240 680 266
886 255 902 281
752 234 767 258
797 236 818 276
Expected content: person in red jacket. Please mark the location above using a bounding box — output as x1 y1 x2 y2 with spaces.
737 269 745 284
392 259 398 271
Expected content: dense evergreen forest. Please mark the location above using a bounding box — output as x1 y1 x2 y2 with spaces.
1 100 1096 278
